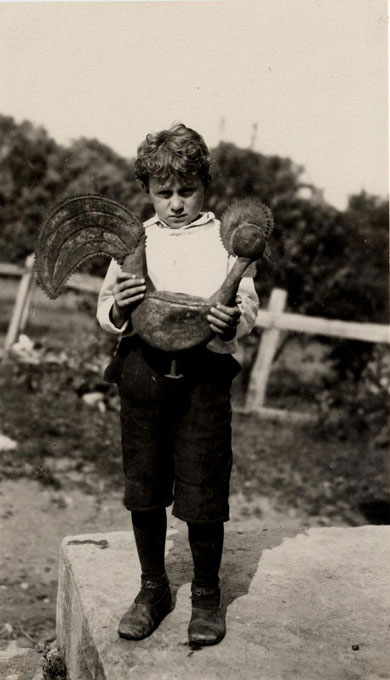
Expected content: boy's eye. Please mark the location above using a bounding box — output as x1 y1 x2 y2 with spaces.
180 189 194 197
158 191 171 198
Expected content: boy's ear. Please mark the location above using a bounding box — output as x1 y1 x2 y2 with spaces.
140 181 149 195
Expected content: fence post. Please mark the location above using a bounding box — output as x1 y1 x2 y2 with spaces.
4 253 36 354
20 274 36 333
245 288 287 412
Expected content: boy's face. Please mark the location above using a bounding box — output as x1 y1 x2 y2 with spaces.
145 175 205 229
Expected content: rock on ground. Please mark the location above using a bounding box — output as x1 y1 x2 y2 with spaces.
57 525 390 680
0 434 17 451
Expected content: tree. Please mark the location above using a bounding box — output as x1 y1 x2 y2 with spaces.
0 116 148 266
207 142 303 215
206 143 389 328
0 116 63 261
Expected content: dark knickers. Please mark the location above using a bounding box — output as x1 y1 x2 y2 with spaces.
108 336 240 523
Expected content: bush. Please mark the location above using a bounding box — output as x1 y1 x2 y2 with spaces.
317 344 390 447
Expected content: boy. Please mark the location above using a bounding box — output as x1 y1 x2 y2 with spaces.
97 123 259 646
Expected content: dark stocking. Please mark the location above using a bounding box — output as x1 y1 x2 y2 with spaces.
187 521 224 590
118 509 171 639
131 509 167 582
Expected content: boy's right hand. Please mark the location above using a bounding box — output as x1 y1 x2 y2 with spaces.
110 272 146 327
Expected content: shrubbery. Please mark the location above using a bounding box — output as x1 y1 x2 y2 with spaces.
317 344 390 448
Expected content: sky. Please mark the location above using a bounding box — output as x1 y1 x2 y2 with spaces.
0 0 388 209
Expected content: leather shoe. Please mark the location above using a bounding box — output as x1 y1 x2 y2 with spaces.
118 575 173 640
188 586 226 646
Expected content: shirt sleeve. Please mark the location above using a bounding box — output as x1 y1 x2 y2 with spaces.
96 259 130 335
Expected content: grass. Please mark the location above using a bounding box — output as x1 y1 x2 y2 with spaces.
1 347 388 527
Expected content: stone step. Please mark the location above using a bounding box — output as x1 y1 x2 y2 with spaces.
57 526 390 680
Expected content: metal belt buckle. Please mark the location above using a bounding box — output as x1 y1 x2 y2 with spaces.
164 359 184 380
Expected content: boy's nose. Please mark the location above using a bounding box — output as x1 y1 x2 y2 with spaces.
170 195 184 212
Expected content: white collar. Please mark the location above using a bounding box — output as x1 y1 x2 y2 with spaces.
143 211 216 229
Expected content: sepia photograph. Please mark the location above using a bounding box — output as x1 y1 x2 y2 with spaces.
0 1 388 678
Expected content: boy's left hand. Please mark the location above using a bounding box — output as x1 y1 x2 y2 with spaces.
207 303 241 341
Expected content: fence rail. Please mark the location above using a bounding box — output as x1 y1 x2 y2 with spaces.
0 262 103 294
255 309 390 344
2 256 389 421
0 263 25 277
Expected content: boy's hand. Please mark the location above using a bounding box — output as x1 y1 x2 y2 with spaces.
207 303 241 341
110 272 146 327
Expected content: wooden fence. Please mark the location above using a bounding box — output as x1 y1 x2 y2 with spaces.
2 255 390 422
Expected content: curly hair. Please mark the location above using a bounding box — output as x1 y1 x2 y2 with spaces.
135 123 211 188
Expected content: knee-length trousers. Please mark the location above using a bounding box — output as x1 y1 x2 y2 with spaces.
105 336 240 523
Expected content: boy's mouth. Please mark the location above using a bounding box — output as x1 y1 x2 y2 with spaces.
169 214 187 221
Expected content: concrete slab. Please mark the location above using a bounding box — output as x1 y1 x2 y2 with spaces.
57 526 390 680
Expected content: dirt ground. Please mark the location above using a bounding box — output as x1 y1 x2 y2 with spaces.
0 469 332 655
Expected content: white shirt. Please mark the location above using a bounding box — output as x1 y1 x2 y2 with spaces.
96 212 259 356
